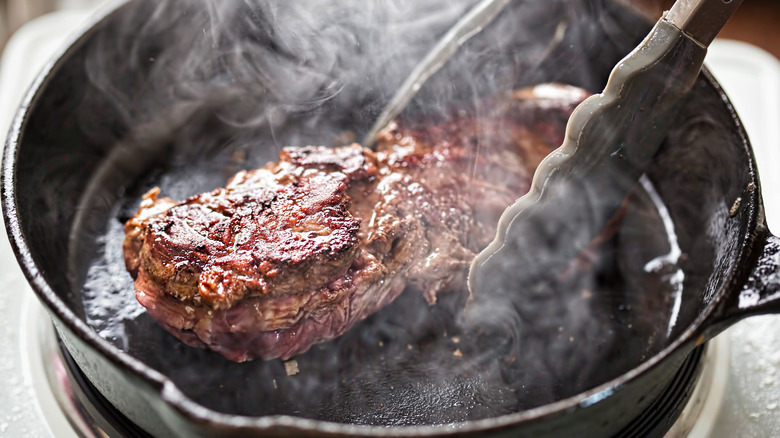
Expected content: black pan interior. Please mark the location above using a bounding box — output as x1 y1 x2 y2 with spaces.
10 0 755 426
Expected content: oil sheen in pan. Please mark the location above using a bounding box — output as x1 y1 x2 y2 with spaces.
72 146 685 426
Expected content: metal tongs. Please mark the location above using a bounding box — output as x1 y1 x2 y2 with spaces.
365 0 743 297
362 0 512 148
467 0 743 297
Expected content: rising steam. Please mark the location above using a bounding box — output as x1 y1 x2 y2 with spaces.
81 0 480 150
76 0 691 425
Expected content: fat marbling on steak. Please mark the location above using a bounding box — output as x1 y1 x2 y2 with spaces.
123 84 589 362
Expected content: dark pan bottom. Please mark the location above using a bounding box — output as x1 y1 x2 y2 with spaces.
57 334 705 438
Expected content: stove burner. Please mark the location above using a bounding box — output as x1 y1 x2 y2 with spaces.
53 337 153 438
50 323 705 438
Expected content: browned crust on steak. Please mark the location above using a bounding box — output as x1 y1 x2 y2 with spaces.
123 83 589 361
125 146 372 310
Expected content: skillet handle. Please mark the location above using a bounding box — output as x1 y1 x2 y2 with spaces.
707 231 780 336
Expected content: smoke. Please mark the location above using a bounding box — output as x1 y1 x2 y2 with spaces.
74 0 696 425
80 0 482 154
78 0 619 157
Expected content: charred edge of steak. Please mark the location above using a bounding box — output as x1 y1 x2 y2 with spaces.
125 147 375 311
122 84 589 361
134 250 406 362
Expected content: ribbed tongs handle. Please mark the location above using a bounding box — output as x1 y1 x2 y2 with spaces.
468 0 743 297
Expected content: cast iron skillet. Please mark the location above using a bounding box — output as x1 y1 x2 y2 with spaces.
5 0 780 436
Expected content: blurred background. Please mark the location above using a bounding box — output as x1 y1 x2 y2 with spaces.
0 0 103 49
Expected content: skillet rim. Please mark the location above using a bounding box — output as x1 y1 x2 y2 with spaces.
0 0 763 435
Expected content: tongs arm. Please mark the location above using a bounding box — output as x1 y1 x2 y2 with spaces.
668 0 743 47
468 0 743 296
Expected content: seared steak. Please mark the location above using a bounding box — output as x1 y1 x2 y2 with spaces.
123 84 589 362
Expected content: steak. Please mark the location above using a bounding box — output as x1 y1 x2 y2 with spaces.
123 83 589 362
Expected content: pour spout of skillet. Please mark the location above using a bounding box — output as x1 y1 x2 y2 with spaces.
468 0 742 300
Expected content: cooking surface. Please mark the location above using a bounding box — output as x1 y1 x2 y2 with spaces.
1 5 780 437
56 0 693 420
